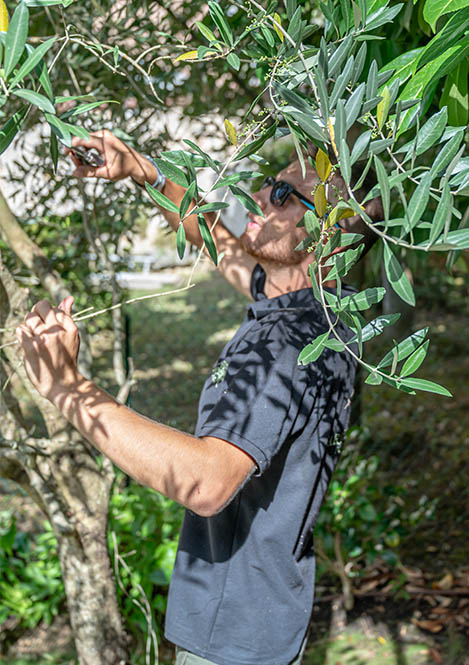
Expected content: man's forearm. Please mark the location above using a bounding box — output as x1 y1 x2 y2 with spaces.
50 376 225 516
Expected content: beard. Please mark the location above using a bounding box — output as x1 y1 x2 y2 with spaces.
240 225 308 265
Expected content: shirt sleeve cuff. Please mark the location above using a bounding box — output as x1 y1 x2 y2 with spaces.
198 424 269 475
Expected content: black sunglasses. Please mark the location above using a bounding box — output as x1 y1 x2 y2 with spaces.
261 176 316 211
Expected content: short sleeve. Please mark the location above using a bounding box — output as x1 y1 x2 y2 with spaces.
197 317 317 475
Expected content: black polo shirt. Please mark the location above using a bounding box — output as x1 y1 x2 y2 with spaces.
165 265 357 665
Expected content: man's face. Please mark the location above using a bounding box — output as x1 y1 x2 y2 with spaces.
240 160 319 265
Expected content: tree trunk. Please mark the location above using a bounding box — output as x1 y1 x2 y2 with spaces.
0 225 132 663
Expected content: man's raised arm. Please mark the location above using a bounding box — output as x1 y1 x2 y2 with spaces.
69 130 256 296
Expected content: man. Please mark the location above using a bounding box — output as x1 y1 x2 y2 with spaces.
16 131 379 665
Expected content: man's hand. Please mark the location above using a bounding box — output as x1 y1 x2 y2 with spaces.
68 129 157 186
16 296 82 401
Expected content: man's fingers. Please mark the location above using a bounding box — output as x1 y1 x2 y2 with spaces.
56 296 77 332
69 132 105 152
32 300 58 328
24 311 45 334
58 295 74 315
16 324 36 348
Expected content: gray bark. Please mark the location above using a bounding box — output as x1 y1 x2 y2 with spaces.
0 200 132 663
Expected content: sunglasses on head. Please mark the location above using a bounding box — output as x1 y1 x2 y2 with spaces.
261 176 316 211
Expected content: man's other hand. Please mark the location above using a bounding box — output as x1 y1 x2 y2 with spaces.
67 130 157 186
16 296 82 401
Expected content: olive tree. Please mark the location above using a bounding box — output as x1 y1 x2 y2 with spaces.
0 0 468 662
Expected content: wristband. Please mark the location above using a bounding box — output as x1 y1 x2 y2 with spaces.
133 156 166 190
146 156 166 190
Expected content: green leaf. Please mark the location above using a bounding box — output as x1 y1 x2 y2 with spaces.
50 131 58 172
376 86 391 130
198 214 218 265
368 138 394 154
341 287 386 311
430 130 464 177
226 52 240 70
379 48 423 88
365 371 383 385
324 245 364 280
212 171 263 189
415 108 447 156
401 340 429 376
298 331 329 365
315 64 329 119
366 59 378 102
229 185 263 216
429 183 452 245
154 159 189 187
234 123 277 161
350 130 371 164
396 40 469 135
399 377 452 397
440 59 469 126
45 112 71 145
366 3 403 30
183 139 220 172
196 201 230 214
9 37 56 88
378 327 428 368
60 100 117 120
289 111 327 146
345 83 365 129
323 338 346 351
349 313 401 343
407 172 432 230
196 20 217 43
328 34 352 78
0 107 28 155
179 180 196 219
176 223 186 260
4 1 29 79
145 182 179 213
12 88 55 114
339 138 351 185
208 1 233 45
374 155 389 222
329 55 354 109
383 242 416 306
423 0 469 31
416 8 469 69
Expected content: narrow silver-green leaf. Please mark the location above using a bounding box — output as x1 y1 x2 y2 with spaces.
430 130 464 177
154 158 189 187
350 130 371 164
365 371 383 385
229 185 263 216
341 287 386 311
12 88 55 114
9 37 56 88
401 340 429 377
349 313 400 343
179 180 196 219
407 172 432 230
145 182 179 213
330 55 354 109
196 201 230 214
339 138 351 185
383 242 415 306
378 327 428 368
365 59 378 101
198 214 218 265
50 131 58 172
415 108 447 156
374 155 390 222
4 2 29 79
0 108 28 155
428 183 452 246
298 331 329 365
399 377 451 397
212 171 263 189
176 223 186 260
345 83 365 129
